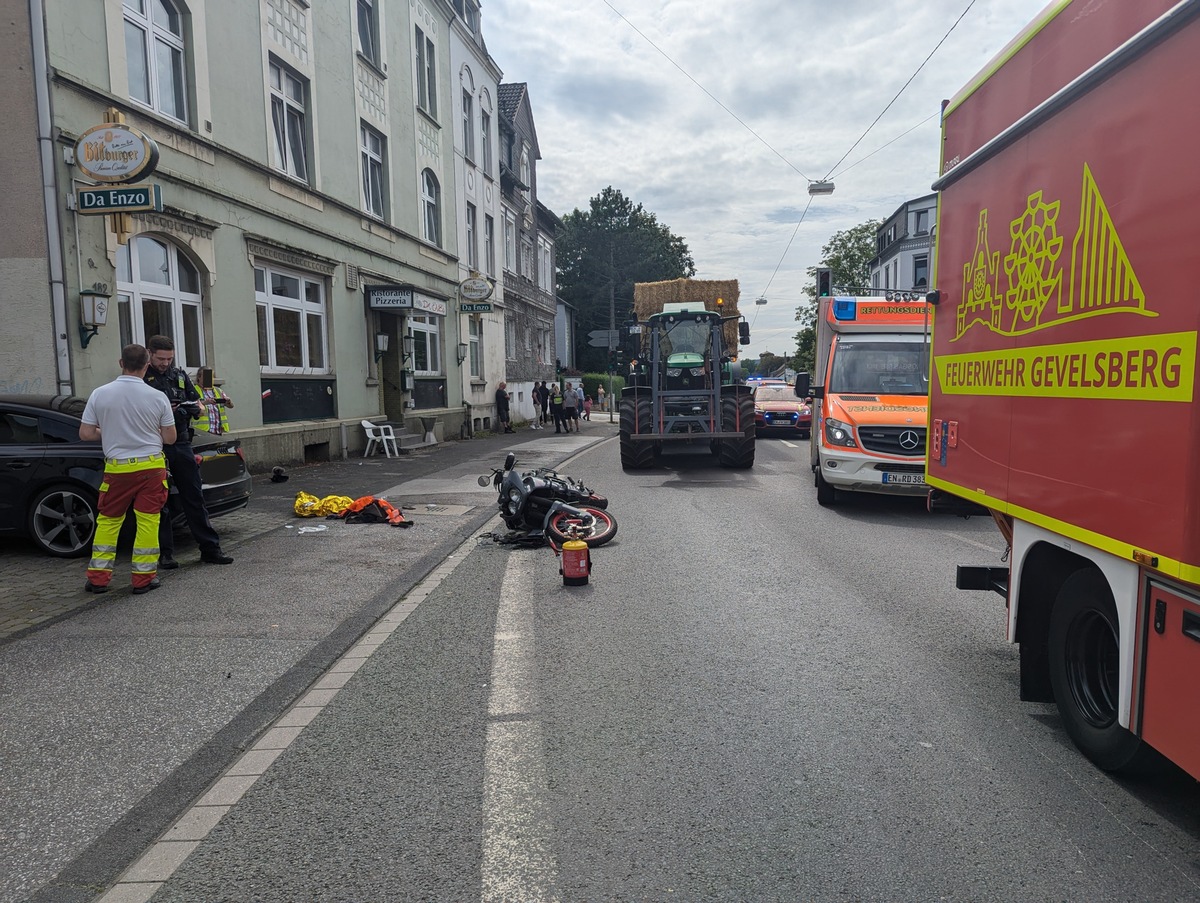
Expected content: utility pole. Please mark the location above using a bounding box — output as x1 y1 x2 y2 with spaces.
608 243 615 422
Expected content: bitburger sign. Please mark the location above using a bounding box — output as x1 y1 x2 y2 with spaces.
74 123 160 183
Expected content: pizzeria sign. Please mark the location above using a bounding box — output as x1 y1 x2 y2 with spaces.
365 284 447 316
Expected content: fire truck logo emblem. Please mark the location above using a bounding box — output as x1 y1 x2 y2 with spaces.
899 430 920 451
953 164 1154 342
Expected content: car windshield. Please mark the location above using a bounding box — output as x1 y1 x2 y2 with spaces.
754 386 795 402
829 340 929 396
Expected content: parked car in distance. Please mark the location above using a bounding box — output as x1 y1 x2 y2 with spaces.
754 384 811 437
0 395 252 557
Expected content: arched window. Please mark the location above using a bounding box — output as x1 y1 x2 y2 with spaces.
116 235 205 368
421 169 441 246
123 0 188 122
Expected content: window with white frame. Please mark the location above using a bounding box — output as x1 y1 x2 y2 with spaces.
407 316 441 375
452 0 478 33
254 264 328 373
479 109 492 175
269 58 309 181
462 89 474 160
123 0 187 122
540 327 551 365
415 26 436 118
538 236 552 289
505 314 516 360
360 123 386 218
521 238 533 279
421 169 441 246
519 146 531 205
357 0 379 67
465 203 477 269
914 209 929 234
468 314 481 377
484 214 495 276
503 212 515 272
116 235 204 368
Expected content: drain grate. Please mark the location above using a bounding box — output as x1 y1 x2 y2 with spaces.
415 504 474 516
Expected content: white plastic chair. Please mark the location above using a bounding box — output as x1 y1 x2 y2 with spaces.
362 420 398 457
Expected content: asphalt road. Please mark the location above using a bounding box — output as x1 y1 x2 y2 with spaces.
4 432 1195 903
93 435 1200 901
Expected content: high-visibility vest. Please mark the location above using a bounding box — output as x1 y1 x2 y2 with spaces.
200 387 230 434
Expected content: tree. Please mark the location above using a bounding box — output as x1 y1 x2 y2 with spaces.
556 187 695 372
792 219 880 374
751 351 787 378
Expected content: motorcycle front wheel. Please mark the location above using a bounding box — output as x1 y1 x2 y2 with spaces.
548 506 618 547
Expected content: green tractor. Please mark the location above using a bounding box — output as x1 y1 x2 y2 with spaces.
619 302 755 469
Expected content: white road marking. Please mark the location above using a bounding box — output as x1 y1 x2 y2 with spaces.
945 532 1006 555
482 549 560 902
781 440 799 448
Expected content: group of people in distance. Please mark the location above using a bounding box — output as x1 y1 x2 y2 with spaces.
495 380 599 435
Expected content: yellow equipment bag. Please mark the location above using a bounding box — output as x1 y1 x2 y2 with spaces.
294 492 355 517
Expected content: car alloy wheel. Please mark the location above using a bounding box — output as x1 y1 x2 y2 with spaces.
29 484 98 558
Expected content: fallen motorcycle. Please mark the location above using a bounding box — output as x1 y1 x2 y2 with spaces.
479 453 618 547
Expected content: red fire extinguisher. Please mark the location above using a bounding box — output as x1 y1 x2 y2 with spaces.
560 538 591 586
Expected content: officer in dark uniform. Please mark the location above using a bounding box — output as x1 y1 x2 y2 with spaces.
145 335 233 567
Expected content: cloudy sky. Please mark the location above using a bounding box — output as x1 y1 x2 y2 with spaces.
483 0 1051 361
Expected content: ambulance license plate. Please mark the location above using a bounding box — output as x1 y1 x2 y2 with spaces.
882 472 926 485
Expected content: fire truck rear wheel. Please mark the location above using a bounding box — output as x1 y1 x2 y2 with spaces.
1047 568 1154 773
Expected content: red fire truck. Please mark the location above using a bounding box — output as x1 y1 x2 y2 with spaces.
927 0 1200 780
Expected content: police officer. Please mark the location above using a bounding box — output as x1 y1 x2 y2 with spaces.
145 335 233 567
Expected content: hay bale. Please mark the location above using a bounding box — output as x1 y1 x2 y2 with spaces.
633 278 742 355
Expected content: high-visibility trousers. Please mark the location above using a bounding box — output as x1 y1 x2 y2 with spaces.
86 455 169 590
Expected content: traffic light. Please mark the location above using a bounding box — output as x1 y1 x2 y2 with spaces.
555 357 562 375
815 267 833 297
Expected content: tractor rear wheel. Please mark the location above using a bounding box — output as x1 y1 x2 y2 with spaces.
620 397 657 469
717 394 755 468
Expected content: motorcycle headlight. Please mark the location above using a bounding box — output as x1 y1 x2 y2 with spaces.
508 488 522 502
666 368 682 377
824 417 857 447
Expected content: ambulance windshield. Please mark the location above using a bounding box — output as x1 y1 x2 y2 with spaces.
829 340 928 396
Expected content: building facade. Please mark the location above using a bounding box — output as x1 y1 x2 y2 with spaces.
869 192 936 294
447 0 505 434
3 0 497 465
497 82 557 423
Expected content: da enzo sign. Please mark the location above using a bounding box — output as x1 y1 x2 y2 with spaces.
75 184 163 215
74 123 160 183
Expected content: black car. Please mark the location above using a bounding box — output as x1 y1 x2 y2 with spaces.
0 395 252 557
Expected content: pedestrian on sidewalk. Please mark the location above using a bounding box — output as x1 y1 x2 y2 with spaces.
496 381 515 433
145 336 234 568
80 344 176 595
529 382 544 430
550 383 567 433
539 380 550 426
597 384 606 412
584 395 593 420
562 382 578 431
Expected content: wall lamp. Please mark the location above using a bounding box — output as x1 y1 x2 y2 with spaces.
79 287 111 349
374 332 389 363
457 342 469 366
401 333 415 365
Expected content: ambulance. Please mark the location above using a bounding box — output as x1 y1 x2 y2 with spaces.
928 0 1200 779
794 294 931 506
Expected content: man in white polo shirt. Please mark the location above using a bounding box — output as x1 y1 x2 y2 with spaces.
80 344 177 594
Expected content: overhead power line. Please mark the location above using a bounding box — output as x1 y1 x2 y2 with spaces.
600 0 811 182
